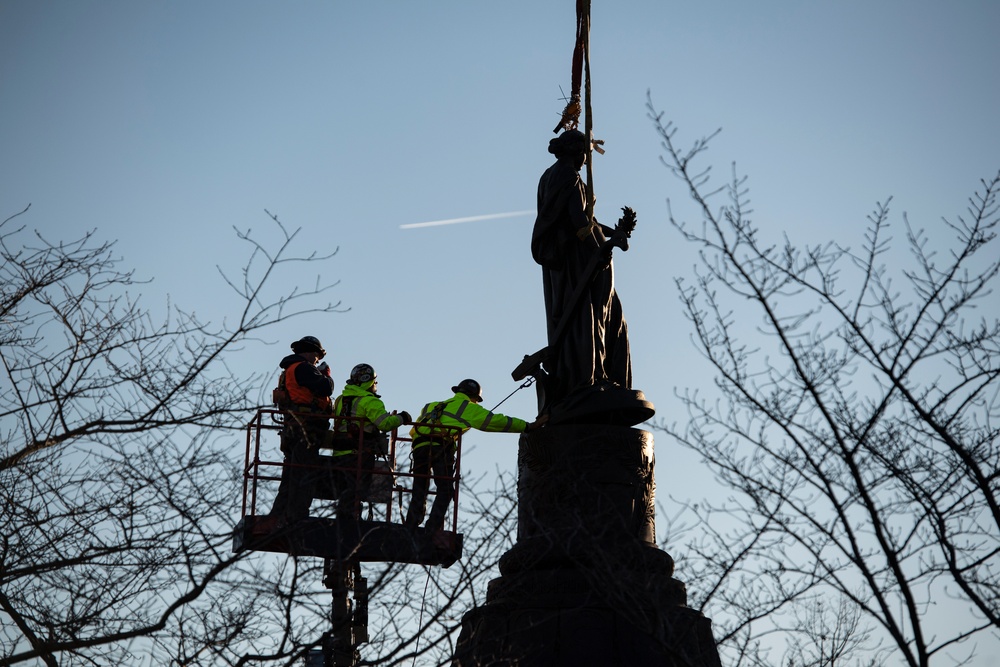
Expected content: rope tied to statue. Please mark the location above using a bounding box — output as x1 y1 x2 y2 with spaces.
553 0 589 134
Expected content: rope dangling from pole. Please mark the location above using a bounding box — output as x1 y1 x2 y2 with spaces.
551 0 598 226
580 0 597 224
553 0 589 133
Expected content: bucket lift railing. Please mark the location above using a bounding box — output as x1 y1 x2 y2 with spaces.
236 408 466 667
389 423 464 535
239 407 464 534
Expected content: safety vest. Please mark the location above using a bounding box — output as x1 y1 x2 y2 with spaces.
410 393 525 449
331 385 401 456
280 361 333 414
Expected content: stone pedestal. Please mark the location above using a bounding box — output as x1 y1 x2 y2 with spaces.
453 419 722 667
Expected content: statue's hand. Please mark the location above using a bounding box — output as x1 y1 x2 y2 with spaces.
611 207 636 252
617 206 637 234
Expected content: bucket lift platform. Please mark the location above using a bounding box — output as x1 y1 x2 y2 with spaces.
233 515 462 566
232 408 464 568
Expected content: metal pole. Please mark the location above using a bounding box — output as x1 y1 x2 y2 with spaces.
583 0 595 222
322 559 363 667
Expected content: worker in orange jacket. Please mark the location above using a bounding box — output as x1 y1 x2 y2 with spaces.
267 335 335 523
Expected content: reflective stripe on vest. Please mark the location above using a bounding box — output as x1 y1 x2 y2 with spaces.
412 398 469 448
332 394 386 455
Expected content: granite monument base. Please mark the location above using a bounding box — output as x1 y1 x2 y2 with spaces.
453 420 722 667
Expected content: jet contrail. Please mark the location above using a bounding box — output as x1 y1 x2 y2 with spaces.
400 210 534 229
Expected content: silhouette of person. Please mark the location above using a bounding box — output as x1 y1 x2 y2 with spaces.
531 129 631 408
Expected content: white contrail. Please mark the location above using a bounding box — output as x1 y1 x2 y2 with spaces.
400 210 534 229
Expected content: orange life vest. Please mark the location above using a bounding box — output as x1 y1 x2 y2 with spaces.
280 361 333 413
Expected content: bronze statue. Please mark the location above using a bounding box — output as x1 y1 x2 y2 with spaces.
519 129 633 416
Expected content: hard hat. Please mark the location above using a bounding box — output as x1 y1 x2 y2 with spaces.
452 379 483 403
291 336 326 359
349 363 376 385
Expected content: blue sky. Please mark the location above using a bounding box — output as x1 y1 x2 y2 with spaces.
3 0 999 657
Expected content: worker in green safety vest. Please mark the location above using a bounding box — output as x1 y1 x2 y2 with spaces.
331 363 412 523
404 379 544 533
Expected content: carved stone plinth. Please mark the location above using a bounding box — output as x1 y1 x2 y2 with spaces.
453 422 722 667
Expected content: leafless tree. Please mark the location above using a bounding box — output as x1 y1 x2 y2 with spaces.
648 97 1000 667
0 206 349 665
225 469 520 667
358 470 519 667
1 206 521 665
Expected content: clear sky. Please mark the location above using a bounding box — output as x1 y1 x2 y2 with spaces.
3 0 998 658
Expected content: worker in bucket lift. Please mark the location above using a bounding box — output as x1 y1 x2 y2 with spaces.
266 335 335 524
404 379 545 534
331 363 412 524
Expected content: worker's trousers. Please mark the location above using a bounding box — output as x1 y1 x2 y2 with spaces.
269 415 330 521
404 443 456 532
331 450 375 522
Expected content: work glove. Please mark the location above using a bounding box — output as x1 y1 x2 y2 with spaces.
525 415 549 432
317 362 331 377
399 410 413 425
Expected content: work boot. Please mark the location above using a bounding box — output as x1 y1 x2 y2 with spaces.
424 514 445 535
431 530 454 551
253 514 287 535
403 513 421 531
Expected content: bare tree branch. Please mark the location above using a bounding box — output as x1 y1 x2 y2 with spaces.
648 93 1000 667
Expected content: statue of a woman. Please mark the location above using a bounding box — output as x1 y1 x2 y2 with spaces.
531 129 631 411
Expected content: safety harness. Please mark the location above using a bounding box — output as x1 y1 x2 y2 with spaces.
273 362 333 415
412 399 466 450
332 394 391 458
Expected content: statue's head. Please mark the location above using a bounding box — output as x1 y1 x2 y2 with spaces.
548 129 587 168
